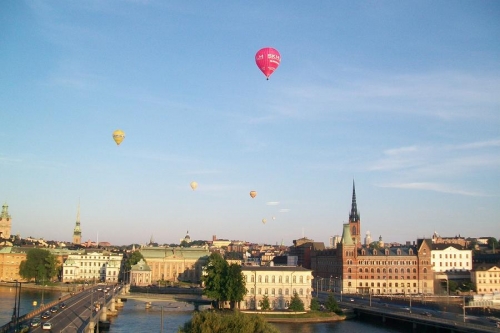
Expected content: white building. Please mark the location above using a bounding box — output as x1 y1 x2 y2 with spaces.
430 244 472 273
62 251 123 283
240 266 313 310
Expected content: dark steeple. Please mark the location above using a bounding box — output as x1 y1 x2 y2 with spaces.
349 180 360 222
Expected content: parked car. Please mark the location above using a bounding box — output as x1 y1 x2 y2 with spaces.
42 322 52 330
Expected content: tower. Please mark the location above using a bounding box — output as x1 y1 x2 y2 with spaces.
72 203 82 245
0 203 12 239
348 180 361 247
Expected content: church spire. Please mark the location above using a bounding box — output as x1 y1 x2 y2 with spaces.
72 201 82 244
349 180 360 222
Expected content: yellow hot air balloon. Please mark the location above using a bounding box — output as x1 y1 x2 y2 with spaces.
190 181 198 190
262 218 267 224
250 191 257 199
112 129 125 146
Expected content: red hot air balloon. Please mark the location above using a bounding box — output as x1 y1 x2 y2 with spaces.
255 47 281 80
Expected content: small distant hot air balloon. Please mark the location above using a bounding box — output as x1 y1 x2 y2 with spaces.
112 129 125 146
255 47 281 80
262 218 267 224
190 181 198 191
250 191 257 199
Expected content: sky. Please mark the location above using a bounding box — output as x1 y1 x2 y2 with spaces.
1 1 499 247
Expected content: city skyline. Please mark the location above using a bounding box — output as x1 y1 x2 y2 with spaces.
1 2 499 245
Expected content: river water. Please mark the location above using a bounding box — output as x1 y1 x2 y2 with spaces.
0 286 406 332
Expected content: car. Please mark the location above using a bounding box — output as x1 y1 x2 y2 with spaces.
41 311 51 319
50 306 58 313
421 311 432 317
42 322 52 330
349 298 354 302
30 317 42 327
59 302 66 309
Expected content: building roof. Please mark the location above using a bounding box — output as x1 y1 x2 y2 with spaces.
473 264 500 272
241 266 312 272
356 246 417 257
431 243 467 251
131 259 151 272
140 246 210 260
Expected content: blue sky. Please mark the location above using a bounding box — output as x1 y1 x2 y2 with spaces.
1 1 499 246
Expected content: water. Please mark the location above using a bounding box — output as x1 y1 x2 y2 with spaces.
107 299 406 333
0 287 406 332
0 285 61 325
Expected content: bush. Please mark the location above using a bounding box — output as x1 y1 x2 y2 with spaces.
310 298 320 311
178 310 280 333
288 291 305 311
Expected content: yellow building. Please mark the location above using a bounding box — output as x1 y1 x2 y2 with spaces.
0 247 25 281
472 264 500 294
139 246 210 284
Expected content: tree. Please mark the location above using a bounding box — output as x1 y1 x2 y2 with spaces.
259 295 271 311
125 251 145 271
226 263 246 309
19 249 59 282
202 253 246 309
325 293 341 313
178 310 280 333
487 237 498 250
288 291 304 311
309 298 320 311
203 253 230 309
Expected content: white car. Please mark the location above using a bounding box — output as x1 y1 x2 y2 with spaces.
42 322 52 330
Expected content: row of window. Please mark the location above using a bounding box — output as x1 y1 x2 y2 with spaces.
476 280 498 284
64 269 118 275
248 287 310 296
433 253 469 259
352 268 420 274
358 282 420 288
359 276 418 280
477 273 498 277
245 275 308 284
436 262 469 267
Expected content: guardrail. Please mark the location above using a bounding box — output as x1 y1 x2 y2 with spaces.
350 304 499 333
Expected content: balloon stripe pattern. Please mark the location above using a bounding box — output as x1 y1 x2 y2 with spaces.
112 129 125 145
255 47 281 80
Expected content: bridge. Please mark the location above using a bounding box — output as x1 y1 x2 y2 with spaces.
0 284 120 333
0 285 212 333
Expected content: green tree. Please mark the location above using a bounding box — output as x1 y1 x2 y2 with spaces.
19 249 58 282
226 264 246 309
259 295 271 311
203 253 229 309
202 253 246 309
487 237 498 250
178 310 280 333
325 293 340 313
125 251 145 271
310 298 320 311
288 291 305 311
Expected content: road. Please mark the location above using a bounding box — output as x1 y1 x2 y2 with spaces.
16 285 119 333
340 294 500 330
